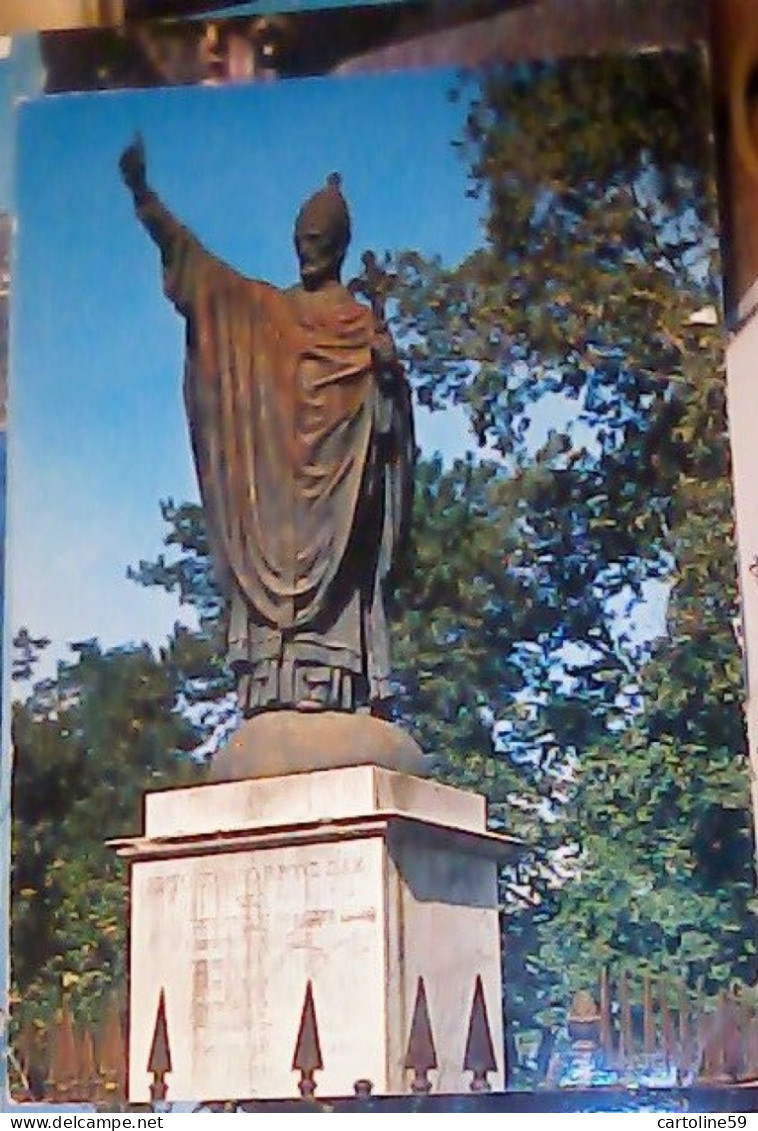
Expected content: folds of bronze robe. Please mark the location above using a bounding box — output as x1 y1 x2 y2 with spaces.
138 193 413 713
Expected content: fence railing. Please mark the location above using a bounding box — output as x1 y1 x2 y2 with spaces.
12 993 126 1104
10 970 758 1105
556 971 758 1087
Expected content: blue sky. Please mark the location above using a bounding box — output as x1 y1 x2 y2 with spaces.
11 67 488 676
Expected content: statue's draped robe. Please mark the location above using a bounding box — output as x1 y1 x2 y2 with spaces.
138 193 413 712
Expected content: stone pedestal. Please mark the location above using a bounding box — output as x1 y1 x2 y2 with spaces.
112 766 519 1102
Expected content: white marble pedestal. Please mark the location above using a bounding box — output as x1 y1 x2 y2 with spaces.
112 766 519 1102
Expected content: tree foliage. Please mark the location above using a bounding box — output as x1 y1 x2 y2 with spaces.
11 637 205 1027
381 53 755 1051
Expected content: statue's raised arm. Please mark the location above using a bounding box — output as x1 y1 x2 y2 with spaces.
120 134 237 316
120 134 181 254
119 134 148 201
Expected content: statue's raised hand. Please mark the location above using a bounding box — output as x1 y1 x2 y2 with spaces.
120 134 147 196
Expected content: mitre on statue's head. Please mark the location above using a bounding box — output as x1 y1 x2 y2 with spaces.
294 172 351 272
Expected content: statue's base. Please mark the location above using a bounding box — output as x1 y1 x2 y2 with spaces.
112 766 520 1102
210 710 426 780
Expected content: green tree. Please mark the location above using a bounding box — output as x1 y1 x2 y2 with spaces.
381 52 755 1060
537 446 755 1013
11 635 205 1028
128 499 236 747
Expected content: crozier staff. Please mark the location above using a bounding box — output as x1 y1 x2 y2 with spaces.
120 136 414 716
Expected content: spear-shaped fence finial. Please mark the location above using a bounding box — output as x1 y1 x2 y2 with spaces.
404 977 437 1095
292 981 323 1098
147 989 172 1104
463 975 497 1092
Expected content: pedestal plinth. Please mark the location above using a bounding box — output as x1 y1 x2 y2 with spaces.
112 766 519 1102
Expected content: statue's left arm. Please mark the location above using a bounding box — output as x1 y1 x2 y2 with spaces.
372 320 415 581
372 319 404 387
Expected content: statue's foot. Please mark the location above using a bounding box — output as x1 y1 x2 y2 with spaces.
295 698 326 713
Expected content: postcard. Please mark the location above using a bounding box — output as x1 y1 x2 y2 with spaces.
6 3 756 1109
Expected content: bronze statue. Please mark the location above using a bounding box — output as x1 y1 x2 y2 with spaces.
120 138 414 725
